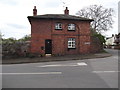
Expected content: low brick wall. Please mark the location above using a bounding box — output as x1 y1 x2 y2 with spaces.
114 45 120 49
90 36 103 53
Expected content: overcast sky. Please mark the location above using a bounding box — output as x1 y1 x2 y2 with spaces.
0 0 119 39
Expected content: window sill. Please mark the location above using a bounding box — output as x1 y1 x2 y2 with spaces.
68 48 76 49
55 29 63 30
68 30 76 31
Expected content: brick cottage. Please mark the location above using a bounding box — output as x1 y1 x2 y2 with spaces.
28 6 95 55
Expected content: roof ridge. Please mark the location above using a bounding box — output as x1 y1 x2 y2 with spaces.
28 14 93 21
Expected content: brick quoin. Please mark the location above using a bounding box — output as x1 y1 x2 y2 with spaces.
28 6 94 55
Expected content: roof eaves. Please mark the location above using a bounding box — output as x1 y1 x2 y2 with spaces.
27 14 94 21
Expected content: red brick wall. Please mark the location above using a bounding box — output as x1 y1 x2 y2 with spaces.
30 18 92 55
79 22 91 54
52 35 65 55
30 19 52 54
90 36 103 53
79 35 91 54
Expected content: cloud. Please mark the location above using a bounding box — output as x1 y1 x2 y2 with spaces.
0 0 18 6
43 0 61 8
6 23 27 29
0 0 119 39
1 24 30 39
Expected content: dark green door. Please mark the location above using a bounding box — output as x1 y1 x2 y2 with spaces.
45 39 52 54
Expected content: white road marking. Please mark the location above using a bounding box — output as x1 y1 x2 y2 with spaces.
112 56 118 59
0 72 62 75
39 65 78 67
38 62 87 67
77 62 87 66
92 71 120 73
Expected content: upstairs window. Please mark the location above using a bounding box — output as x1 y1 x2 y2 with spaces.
68 24 76 31
68 38 76 48
55 23 62 30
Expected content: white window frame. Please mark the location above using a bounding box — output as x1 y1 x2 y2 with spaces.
55 23 62 30
68 24 76 31
68 38 76 48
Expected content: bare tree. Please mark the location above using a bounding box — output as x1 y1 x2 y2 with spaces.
76 5 114 33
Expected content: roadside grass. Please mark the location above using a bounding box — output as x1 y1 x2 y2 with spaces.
101 49 109 53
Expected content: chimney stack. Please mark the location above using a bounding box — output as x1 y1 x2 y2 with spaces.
33 6 37 16
64 7 69 15
112 34 114 37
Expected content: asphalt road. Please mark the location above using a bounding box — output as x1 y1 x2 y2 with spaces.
2 49 118 88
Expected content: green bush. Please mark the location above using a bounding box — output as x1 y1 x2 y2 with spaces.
92 33 106 44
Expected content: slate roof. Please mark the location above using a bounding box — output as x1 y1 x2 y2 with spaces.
28 14 93 21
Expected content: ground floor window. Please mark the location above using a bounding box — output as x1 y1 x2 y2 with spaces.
68 38 76 48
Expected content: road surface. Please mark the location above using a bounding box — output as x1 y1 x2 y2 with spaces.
2 49 118 88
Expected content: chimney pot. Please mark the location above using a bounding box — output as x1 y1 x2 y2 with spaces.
112 34 114 37
34 6 36 9
33 6 37 16
64 7 69 15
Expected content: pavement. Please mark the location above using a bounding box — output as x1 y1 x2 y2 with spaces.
2 51 112 64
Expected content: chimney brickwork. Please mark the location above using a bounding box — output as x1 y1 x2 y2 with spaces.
64 7 69 15
33 6 37 16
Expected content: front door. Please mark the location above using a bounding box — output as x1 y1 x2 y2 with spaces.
45 39 52 54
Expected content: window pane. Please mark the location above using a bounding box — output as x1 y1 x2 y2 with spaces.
68 42 71 44
55 23 62 30
68 38 72 41
68 24 75 30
